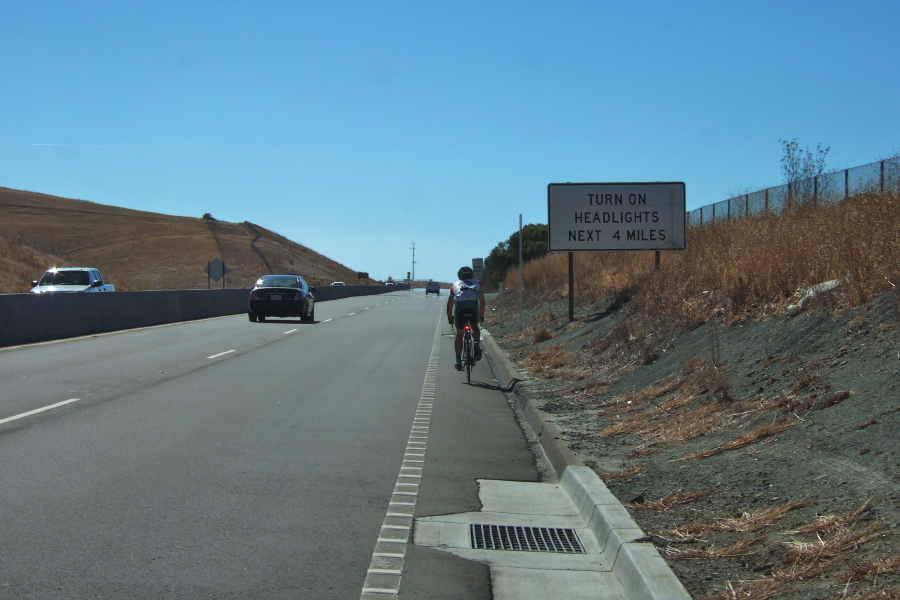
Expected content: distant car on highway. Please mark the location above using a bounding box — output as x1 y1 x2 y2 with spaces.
30 267 115 293
331 281 345 286
248 274 315 323
425 281 440 295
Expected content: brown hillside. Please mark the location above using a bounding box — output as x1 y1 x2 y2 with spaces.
0 187 362 292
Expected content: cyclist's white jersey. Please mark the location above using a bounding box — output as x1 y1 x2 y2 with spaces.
450 279 483 304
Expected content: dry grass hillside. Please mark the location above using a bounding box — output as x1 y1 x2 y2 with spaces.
0 187 363 293
488 190 900 599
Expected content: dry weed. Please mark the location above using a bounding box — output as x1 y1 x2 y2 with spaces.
785 523 885 563
595 373 681 417
824 590 900 600
785 500 873 535
628 490 715 512
839 556 900 585
673 421 796 462
522 345 574 377
646 401 727 444
597 464 642 481
666 500 813 538
703 558 836 600
819 389 852 409
665 537 760 560
624 445 660 458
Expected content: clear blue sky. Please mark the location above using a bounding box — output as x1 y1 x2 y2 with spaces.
2 1 898 283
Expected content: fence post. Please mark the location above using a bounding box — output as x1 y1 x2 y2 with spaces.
881 161 885 192
745 194 750 218
845 168 849 200
765 189 769 214
813 177 818 208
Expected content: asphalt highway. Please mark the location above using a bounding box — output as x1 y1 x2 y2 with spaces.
0 290 538 599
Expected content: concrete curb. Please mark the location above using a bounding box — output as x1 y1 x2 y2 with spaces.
482 331 692 600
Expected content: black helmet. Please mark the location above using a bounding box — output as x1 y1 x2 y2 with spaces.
457 266 474 280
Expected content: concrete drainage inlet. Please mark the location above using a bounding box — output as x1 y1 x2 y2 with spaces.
470 524 586 554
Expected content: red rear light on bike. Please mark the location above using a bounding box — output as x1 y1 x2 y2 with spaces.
465 324 471 332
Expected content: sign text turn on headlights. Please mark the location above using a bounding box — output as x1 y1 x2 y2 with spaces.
548 182 686 251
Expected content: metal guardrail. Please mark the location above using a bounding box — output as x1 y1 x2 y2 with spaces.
688 156 900 226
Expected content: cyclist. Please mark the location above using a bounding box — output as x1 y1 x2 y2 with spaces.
446 266 486 371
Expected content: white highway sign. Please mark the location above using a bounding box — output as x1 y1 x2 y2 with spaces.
548 182 686 251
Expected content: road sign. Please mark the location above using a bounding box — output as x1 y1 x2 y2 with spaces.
548 182 686 251
205 258 229 282
472 258 484 282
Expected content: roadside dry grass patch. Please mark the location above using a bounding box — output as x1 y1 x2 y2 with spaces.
505 191 900 328
522 344 576 378
691 501 890 600
0 236 61 292
589 359 756 449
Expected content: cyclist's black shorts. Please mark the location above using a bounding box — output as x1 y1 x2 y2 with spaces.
454 304 478 330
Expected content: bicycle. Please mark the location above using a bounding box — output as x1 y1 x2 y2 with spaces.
460 311 477 384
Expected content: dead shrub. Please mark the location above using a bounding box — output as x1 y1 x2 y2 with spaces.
532 328 553 344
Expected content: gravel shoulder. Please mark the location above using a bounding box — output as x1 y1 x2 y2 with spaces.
487 289 900 600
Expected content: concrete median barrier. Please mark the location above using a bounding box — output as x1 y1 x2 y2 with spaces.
0 285 407 348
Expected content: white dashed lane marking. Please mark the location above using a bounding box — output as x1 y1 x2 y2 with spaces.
0 398 81 426
359 314 441 599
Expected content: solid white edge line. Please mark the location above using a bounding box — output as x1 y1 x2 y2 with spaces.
0 398 81 425
207 350 236 359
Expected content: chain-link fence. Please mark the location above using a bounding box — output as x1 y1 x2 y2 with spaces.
687 156 900 227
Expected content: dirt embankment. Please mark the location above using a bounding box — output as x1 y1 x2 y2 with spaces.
488 289 899 600
0 187 361 291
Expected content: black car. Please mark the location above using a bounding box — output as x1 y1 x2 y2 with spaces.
248 274 315 322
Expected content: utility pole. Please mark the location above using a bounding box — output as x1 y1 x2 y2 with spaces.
410 242 416 283
518 215 523 330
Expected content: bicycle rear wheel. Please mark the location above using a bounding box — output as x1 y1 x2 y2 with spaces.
464 333 472 384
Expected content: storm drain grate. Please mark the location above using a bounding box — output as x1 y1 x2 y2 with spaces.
470 524 586 554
